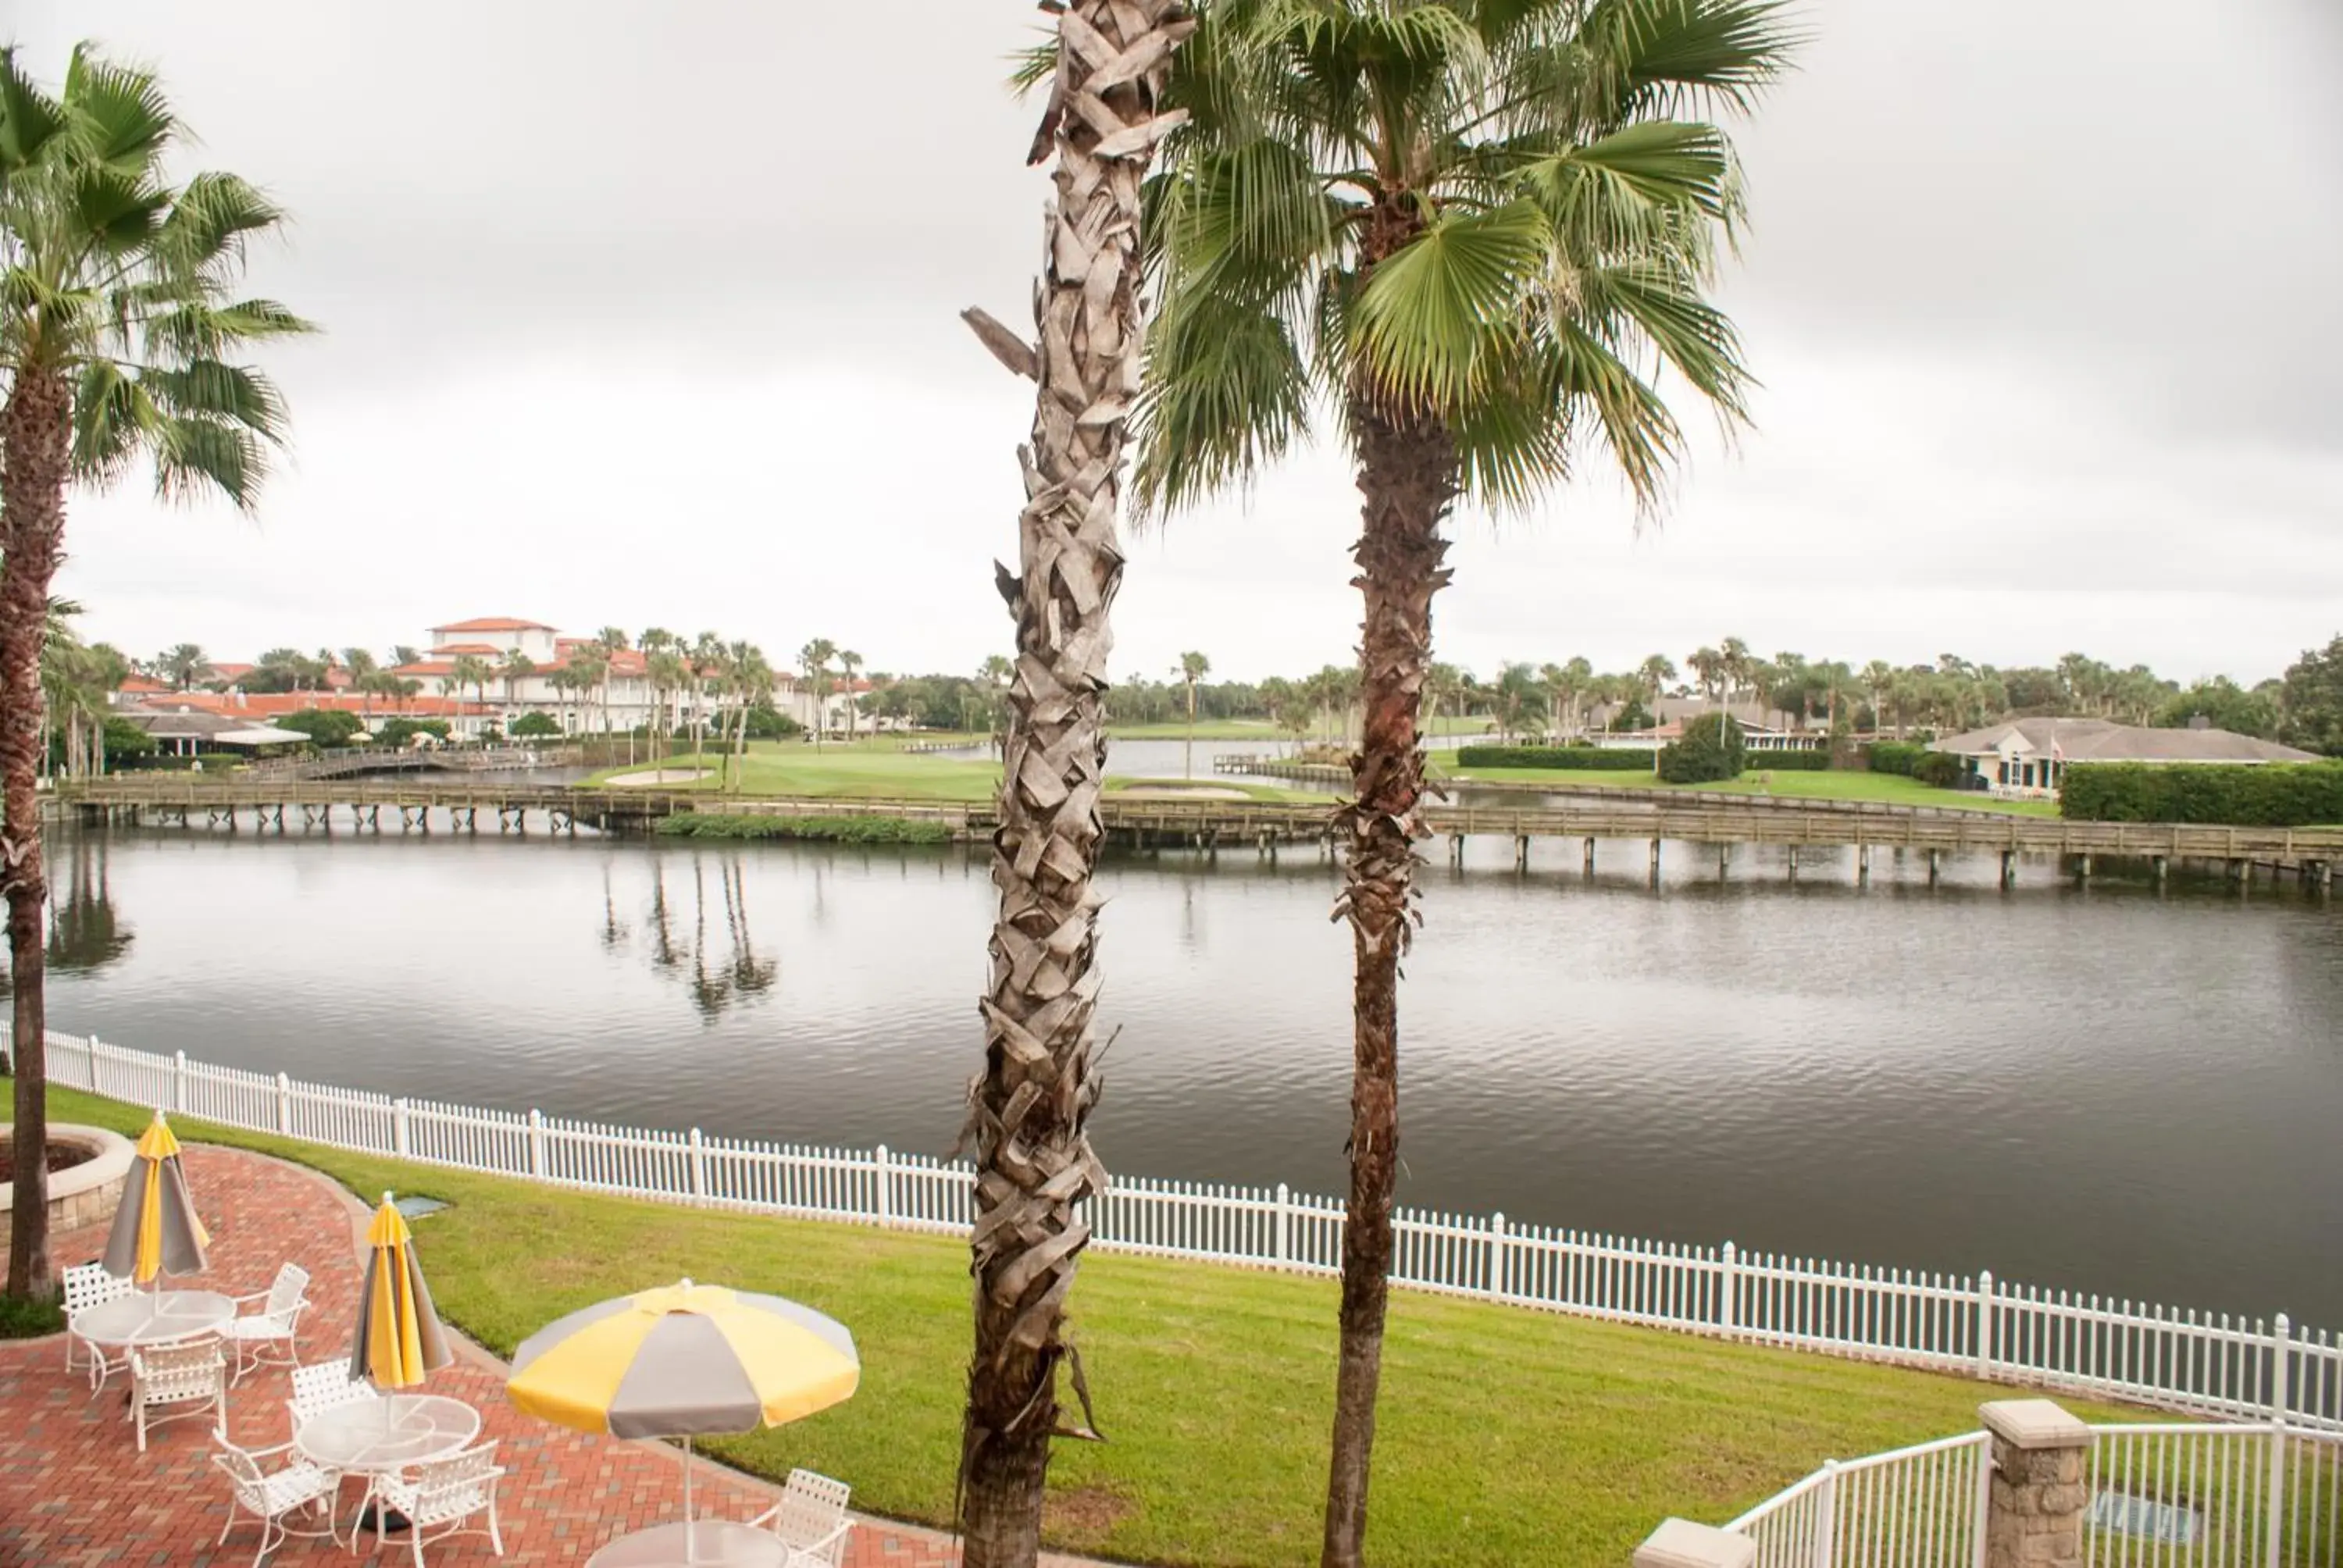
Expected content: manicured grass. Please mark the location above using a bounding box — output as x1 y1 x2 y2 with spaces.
1432 761 2063 818
594 747 1330 807
597 747 1001 802
42 1084 2162 1566
656 814 958 845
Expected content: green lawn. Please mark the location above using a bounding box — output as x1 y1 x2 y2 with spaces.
591 746 1329 806
43 1085 2160 1566
1431 761 2063 818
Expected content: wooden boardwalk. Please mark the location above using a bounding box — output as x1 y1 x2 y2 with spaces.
50 775 2343 885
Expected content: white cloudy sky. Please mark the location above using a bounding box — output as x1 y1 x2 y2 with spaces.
14 1 2342 685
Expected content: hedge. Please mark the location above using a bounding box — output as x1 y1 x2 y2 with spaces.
1867 741 1926 776
2059 763 2343 826
1454 746 1657 770
1743 750 1831 772
657 813 955 844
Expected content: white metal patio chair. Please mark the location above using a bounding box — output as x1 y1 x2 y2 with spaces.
223 1262 311 1384
209 1427 341 1566
62 1260 134 1389
129 1338 226 1452
747 1468 852 1567
368 1440 505 1566
284 1359 373 1437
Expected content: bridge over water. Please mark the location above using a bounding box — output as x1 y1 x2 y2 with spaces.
53 775 2343 889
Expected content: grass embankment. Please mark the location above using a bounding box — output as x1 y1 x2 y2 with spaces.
655 815 956 846
594 743 1329 807
1430 760 2063 818
40 1083 2157 1566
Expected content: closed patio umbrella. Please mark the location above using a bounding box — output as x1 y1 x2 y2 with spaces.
349 1192 451 1389
102 1111 209 1285
506 1279 857 1542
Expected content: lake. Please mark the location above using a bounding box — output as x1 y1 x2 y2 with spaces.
23 818 2343 1327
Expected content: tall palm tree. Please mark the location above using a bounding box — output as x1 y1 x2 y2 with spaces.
1639 654 1678 717
497 650 536 727
1176 650 1211 772
955 4 1189 1559
1139 5 1788 1557
797 638 836 750
159 641 209 690
1686 645 1726 707
1 46 309 1304
444 654 487 729
836 649 863 741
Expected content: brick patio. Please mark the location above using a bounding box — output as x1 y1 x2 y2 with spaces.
0 1142 977 1566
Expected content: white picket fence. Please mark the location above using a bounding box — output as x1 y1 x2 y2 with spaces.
1725 1423 2343 1568
7 1023 2338 1431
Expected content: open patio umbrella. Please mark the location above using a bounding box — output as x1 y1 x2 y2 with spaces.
505 1279 858 1538
102 1111 209 1285
350 1192 451 1389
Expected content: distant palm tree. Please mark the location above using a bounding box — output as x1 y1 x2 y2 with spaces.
497 651 536 726
449 655 493 739
390 644 420 668
836 649 864 740
2 45 311 1304
798 639 836 749
1176 650 1211 772
1639 655 1678 718
159 643 210 690
1687 647 1726 707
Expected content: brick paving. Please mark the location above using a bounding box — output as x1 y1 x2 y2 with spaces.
0 1143 979 1567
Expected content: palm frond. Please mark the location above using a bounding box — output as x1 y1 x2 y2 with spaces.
141 358 290 436
0 48 67 180
1581 0 1799 119
1353 199 1549 409
60 45 174 173
1147 137 1346 300
1132 283 1313 518
1578 257 1748 415
151 409 270 510
159 173 288 273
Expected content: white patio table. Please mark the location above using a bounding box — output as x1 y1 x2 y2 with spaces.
587 1519 789 1567
73 1288 235 1392
295 1392 480 1538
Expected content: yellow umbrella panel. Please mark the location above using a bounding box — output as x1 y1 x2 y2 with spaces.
101 1112 209 1285
349 1193 451 1389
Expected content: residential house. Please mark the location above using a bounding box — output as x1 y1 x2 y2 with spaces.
1928 718 2319 800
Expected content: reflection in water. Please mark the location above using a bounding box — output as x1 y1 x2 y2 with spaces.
8 836 136 985
613 856 776 1021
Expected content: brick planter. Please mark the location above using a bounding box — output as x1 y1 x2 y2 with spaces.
0 1122 133 1236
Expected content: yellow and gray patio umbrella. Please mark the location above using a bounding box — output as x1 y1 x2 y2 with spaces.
102 1111 210 1285
349 1192 451 1389
506 1279 858 1527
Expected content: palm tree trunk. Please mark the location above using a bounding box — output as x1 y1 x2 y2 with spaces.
959 6 1186 1563
1321 376 1457 1565
2 368 70 1304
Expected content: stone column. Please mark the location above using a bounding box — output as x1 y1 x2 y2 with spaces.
1635 1519 1756 1568
1981 1399 2092 1568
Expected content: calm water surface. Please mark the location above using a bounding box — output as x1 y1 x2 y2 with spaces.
27 824 2343 1327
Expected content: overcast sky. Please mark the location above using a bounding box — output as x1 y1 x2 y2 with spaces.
14 1 2341 685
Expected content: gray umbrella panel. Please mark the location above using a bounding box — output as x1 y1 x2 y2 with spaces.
101 1156 209 1281
347 1243 452 1385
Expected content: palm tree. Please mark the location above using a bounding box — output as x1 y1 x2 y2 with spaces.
690 633 723 762
836 649 863 741
954 4 1189 1558
1139 5 1788 1556
449 655 492 739
1176 650 1211 773
1862 659 1896 734
1639 654 1678 718
797 639 836 750
390 643 419 668
1720 635 1754 715
159 642 209 690
497 650 536 728
1 46 310 1304
571 648 611 740
1686 646 1726 707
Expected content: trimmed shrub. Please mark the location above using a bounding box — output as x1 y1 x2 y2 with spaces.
657 813 954 845
1867 740 1926 776
1454 746 1657 770
1745 749 1831 772
1912 751 1968 789
1658 714 1745 784
510 711 562 738
2059 762 2343 825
